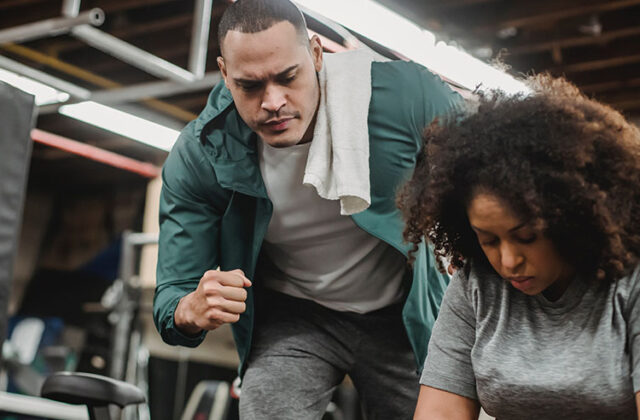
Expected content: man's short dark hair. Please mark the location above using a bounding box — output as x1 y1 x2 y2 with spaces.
218 0 309 54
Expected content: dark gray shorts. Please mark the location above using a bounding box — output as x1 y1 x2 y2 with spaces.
239 289 419 420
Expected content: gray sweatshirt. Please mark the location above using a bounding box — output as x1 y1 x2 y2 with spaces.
421 261 640 420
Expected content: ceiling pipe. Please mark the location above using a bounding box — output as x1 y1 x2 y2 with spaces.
34 71 221 115
71 25 196 83
189 0 213 78
89 72 221 104
31 129 161 179
2 43 197 121
0 55 91 99
0 8 104 45
61 0 81 17
61 0 201 83
0 0 200 84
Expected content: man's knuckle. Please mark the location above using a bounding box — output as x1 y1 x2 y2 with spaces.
204 282 222 294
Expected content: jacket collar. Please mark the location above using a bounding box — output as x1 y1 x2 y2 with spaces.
194 81 268 199
194 81 233 138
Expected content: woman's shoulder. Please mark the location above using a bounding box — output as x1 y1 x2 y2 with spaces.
451 259 507 307
612 263 640 314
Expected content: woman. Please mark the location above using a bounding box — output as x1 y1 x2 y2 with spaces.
398 76 640 420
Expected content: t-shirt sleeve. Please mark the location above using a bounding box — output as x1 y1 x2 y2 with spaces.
420 267 478 400
627 264 640 392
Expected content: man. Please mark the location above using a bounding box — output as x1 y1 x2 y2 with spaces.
153 0 462 418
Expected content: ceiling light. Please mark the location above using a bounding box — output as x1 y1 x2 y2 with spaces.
59 101 179 151
295 0 529 94
0 68 70 105
0 68 180 150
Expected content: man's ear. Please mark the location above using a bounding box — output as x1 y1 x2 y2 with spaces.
309 35 323 72
217 56 228 87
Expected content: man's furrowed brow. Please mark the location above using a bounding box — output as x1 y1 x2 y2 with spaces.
275 65 299 77
233 77 261 85
234 65 299 84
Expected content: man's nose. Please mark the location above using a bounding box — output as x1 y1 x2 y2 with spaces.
261 85 286 113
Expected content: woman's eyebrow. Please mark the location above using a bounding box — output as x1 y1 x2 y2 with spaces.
508 222 527 233
471 221 527 235
470 225 492 234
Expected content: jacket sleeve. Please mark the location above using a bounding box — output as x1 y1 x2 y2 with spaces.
390 62 463 367
370 60 464 155
153 121 229 347
414 63 465 133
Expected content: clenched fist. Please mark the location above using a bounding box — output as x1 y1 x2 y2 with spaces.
174 269 252 335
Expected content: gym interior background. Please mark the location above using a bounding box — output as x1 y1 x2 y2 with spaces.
0 0 638 419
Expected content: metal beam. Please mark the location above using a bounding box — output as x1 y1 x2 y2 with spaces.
99 0 180 14
170 95 208 110
557 54 640 73
580 77 640 94
479 0 640 31
0 0 44 11
61 0 81 17
2 43 197 121
41 15 194 68
611 100 640 110
126 232 159 246
60 0 203 83
0 8 104 44
71 25 196 83
189 0 213 78
36 72 220 115
31 129 162 178
0 0 202 84
0 391 88 420
430 0 501 9
0 55 91 99
89 72 221 104
508 26 640 55
598 87 640 103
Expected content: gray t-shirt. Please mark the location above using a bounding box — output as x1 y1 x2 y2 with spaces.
421 261 640 420
256 140 406 313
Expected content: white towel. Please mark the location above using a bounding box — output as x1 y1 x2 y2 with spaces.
303 49 385 215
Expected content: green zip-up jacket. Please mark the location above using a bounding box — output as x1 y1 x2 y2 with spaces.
154 59 463 376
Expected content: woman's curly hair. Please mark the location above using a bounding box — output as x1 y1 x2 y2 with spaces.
397 75 640 282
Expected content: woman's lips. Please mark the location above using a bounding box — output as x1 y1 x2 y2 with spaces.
507 276 535 291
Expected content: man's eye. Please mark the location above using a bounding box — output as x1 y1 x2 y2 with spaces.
239 83 259 91
281 75 295 84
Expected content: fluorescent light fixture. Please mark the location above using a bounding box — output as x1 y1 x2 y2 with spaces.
59 101 180 151
0 68 70 105
0 64 179 150
295 0 529 95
